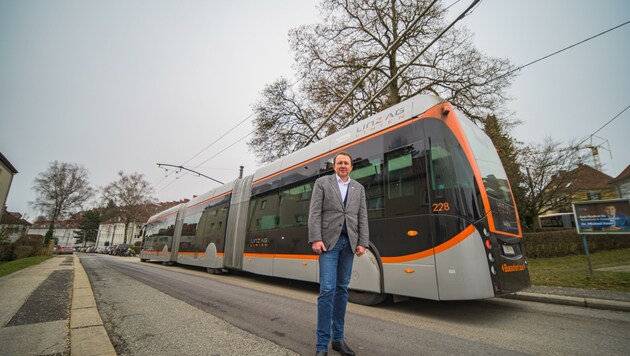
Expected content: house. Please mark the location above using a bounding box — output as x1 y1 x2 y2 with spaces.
28 217 81 247
0 207 31 243
0 152 18 223
610 164 630 199
95 200 188 248
545 164 618 214
96 216 139 248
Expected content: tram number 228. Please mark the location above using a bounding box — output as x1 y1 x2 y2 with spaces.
432 202 450 212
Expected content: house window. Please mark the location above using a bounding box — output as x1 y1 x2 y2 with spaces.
587 191 601 200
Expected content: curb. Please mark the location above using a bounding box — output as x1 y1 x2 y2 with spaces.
71 255 117 356
503 292 630 312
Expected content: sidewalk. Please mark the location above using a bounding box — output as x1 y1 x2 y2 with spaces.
0 255 115 356
1 256 629 356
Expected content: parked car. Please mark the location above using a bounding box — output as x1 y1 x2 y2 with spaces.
58 246 75 255
114 244 134 256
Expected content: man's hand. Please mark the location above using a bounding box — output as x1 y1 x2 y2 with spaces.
312 240 327 254
356 245 367 257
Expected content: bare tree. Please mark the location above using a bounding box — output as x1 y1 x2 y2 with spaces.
31 161 94 243
249 79 324 162
249 0 517 162
102 171 156 244
518 137 585 229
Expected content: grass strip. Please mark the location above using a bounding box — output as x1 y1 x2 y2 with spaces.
0 255 52 277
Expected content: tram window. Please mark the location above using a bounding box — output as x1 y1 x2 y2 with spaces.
248 191 279 231
351 156 384 218
426 119 476 220
384 143 428 216
196 204 229 250
279 182 313 228
181 211 201 252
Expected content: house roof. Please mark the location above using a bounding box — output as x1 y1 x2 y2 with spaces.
0 152 18 174
610 164 630 184
100 199 189 224
555 164 615 191
0 208 31 226
30 218 79 229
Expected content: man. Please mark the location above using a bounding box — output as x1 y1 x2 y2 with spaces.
603 205 630 231
308 151 369 356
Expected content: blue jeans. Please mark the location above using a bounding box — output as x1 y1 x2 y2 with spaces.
316 234 354 352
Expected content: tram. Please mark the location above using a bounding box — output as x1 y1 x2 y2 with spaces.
140 94 529 305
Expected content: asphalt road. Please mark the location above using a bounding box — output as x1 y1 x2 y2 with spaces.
80 254 630 355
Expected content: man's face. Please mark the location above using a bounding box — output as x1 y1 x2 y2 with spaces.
334 154 353 180
605 206 616 216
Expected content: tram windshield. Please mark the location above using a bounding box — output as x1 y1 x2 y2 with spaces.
456 110 520 235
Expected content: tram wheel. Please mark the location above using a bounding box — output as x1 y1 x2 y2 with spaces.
348 290 388 306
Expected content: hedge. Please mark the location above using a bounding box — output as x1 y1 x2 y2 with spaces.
523 229 630 258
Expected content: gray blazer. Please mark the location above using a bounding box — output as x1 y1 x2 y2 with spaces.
308 174 369 252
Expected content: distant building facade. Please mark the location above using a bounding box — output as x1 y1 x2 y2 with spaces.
0 152 18 223
0 208 31 243
544 164 618 214
95 217 141 247
28 218 81 246
95 200 188 247
610 164 630 199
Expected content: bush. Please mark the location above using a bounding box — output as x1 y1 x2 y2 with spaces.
133 241 142 255
0 244 15 261
523 229 630 258
13 245 34 259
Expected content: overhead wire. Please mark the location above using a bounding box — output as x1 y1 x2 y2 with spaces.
157 3 628 195
495 19 630 82
576 104 630 148
155 0 458 191
153 75 308 192
341 0 481 129
301 0 441 147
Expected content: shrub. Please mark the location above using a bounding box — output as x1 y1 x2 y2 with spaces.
523 229 630 258
0 244 15 261
13 245 34 259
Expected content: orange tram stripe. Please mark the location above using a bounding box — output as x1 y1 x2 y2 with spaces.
151 225 476 264
381 224 477 263
153 229 477 264
177 252 225 256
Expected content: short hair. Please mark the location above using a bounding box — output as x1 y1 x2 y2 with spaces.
333 151 353 165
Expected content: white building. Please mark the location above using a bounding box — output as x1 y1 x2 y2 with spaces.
28 219 82 247
95 217 143 247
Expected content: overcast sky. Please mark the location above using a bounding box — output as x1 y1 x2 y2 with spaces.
1 0 629 221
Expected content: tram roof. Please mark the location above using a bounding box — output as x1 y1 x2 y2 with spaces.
252 94 444 183
146 202 184 222
151 94 445 218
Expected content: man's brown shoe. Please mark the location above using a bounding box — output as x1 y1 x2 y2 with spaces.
332 340 355 356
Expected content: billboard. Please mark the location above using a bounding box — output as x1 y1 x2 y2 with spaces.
572 199 630 234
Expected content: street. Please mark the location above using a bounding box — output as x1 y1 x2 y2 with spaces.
80 254 630 355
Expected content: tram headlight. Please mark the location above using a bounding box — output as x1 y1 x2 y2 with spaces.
488 252 494 262
490 265 496 275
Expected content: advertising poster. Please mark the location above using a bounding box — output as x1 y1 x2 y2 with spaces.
572 199 630 234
